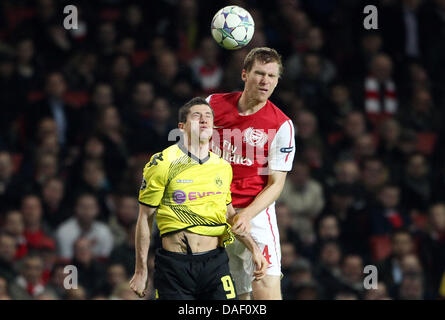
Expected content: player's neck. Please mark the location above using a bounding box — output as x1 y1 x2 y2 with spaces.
238 91 267 115
183 136 210 160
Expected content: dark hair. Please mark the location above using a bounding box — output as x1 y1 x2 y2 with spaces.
243 47 283 76
178 97 213 123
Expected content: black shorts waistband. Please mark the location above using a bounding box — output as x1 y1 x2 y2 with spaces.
156 247 224 262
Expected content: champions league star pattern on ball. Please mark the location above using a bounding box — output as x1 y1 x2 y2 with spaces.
211 5 255 50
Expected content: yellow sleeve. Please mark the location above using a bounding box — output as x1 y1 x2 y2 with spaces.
226 164 233 205
138 152 168 207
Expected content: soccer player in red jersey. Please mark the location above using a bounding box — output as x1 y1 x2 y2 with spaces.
206 47 296 299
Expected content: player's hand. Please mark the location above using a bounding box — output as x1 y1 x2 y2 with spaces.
231 212 251 236
252 248 269 281
129 270 148 298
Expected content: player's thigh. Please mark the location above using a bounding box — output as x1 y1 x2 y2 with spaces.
153 249 195 300
198 249 238 300
226 238 254 296
252 274 282 300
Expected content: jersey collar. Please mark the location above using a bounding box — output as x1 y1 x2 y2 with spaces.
177 142 210 165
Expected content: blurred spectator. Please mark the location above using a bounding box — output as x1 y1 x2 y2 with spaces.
332 111 368 161
361 54 398 128
98 263 128 297
15 37 42 91
21 194 54 251
370 184 411 236
2 209 28 260
363 281 390 300
189 37 223 95
334 290 359 300
340 254 365 295
315 214 341 243
0 233 17 283
40 177 70 230
399 87 439 132
221 48 247 92
279 158 325 245
285 26 337 84
0 276 11 300
346 31 383 81
377 229 415 295
0 53 24 150
377 118 405 182
275 202 302 253
294 110 323 152
55 193 114 260
418 203 445 297
108 194 138 246
108 54 134 106
400 152 432 213
295 53 329 109
129 97 176 155
0 150 26 210
9 254 50 300
74 158 111 221
318 82 356 136
380 0 424 62
352 133 378 163
70 237 106 298
124 82 154 146
141 49 196 105
27 72 80 148
64 285 87 300
313 240 344 299
45 263 67 299
94 106 129 187
108 223 136 276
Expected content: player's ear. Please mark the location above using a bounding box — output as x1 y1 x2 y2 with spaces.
178 122 185 131
241 69 247 82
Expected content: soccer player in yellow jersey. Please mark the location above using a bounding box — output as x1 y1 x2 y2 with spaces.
129 97 268 300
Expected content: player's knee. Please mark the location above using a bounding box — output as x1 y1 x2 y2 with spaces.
253 275 281 291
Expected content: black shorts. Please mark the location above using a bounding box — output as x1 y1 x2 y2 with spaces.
153 247 238 300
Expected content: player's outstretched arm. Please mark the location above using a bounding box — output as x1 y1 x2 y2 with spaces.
227 204 268 280
233 170 287 233
129 204 156 298
234 231 268 281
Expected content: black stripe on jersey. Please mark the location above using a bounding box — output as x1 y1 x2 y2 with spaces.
138 201 159 208
169 205 219 226
166 155 197 188
161 224 228 238
170 206 195 225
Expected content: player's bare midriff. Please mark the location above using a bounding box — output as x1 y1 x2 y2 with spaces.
162 230 219 254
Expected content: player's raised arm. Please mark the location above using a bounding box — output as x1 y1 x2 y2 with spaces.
227 203 268 280
129 204 156 298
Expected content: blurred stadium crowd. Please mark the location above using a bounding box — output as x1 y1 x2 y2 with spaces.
0 0 445 300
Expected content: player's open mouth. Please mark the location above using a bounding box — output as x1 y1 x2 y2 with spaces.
259 88 268 93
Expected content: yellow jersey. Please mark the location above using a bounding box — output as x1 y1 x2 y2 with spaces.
138 143 234 246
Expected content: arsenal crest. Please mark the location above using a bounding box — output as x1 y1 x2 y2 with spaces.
243 127 268 147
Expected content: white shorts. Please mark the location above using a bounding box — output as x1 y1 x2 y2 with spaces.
226 202 281 295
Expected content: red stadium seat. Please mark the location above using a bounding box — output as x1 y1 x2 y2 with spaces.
369 235 392 262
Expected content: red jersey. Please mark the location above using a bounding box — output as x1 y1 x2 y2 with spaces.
207 92 296 208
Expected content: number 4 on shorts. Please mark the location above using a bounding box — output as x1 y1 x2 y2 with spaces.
262 245 272 264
